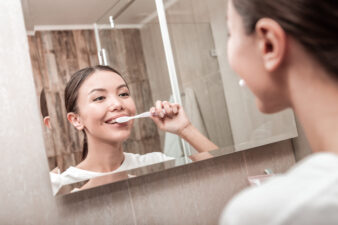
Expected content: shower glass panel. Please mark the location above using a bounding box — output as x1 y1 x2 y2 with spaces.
162 0 298 152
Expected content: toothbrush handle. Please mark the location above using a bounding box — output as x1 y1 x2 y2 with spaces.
134 111 151 119
134 109 166 119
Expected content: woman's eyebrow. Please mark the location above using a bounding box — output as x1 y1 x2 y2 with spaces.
117 84 128 90
88 88 107 95
88 84 128 95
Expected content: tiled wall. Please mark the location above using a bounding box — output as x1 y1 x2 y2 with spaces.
0 1 299 224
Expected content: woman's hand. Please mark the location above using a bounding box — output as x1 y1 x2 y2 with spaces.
150 100 218 154
150 100 191 136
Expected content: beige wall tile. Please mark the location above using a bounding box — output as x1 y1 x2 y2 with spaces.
56 181 135 225
243 140 296 176
128 152 248 225
0 0 56 223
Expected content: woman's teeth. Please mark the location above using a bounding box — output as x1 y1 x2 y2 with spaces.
106 119 117 124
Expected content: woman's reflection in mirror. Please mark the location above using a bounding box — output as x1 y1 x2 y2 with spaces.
221 0 338 224
51 65 217 194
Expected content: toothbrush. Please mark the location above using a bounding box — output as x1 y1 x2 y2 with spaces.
116 112 151 123
116 109 165 123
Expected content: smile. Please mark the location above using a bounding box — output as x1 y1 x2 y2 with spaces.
105 119 117 124
104 114 129 125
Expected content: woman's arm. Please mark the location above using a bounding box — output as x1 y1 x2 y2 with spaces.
150 100 218 153
178 123 218 153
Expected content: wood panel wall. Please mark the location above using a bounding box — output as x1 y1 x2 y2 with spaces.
28 30 98 172
28 29 161 172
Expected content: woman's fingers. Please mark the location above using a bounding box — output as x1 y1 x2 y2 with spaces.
149 101 189 134
150 107 156 115
152 100 180 119
163 101 173 117
172 104 179 114
155 100 165 118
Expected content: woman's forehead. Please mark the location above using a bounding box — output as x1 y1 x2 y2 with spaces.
81 71 126 91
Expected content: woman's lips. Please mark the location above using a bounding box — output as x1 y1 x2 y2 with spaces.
105 114 129 124
104 120 129 129
105 115 131 127
107 122 128 127
105 119 117 124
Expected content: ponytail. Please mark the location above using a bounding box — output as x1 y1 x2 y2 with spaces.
82 131 88 160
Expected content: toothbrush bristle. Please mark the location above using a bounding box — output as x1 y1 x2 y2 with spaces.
116 117 129 123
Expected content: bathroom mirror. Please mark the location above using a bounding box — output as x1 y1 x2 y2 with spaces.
22 0 298 195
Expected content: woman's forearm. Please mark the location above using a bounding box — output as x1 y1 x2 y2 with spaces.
178 124 218 153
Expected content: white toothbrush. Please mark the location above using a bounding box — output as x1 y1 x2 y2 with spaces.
116 112 151 123
116 109 166 123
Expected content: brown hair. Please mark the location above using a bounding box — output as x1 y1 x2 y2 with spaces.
232 0 338 77
64 65 127 160
40 88 49 118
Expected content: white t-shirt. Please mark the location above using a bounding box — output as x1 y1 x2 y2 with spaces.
50 152 174 195
220 153 338 225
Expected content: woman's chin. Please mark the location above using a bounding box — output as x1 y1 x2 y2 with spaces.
105 131 131 143
114 134 131 143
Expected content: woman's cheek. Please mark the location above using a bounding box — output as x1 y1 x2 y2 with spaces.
228 45 243 77
128 99 137 116
227 38 240 70
129 120 134 129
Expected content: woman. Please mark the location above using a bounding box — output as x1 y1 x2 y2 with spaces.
221 0 338 224
51 65 217 194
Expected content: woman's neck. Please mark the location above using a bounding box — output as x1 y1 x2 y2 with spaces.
77 136 125 173
288 55 338 154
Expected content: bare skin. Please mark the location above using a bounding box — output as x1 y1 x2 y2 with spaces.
287 45 338 153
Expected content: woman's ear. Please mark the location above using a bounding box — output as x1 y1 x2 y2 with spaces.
67 112 84 130
255 18 286 72
43 116 51 129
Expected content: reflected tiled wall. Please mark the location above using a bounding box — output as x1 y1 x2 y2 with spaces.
0 1 299 224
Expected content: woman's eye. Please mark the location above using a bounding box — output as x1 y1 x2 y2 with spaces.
119 92 130 97
93 96 105 101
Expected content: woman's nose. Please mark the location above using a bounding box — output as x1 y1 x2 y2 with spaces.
108 98 124 111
